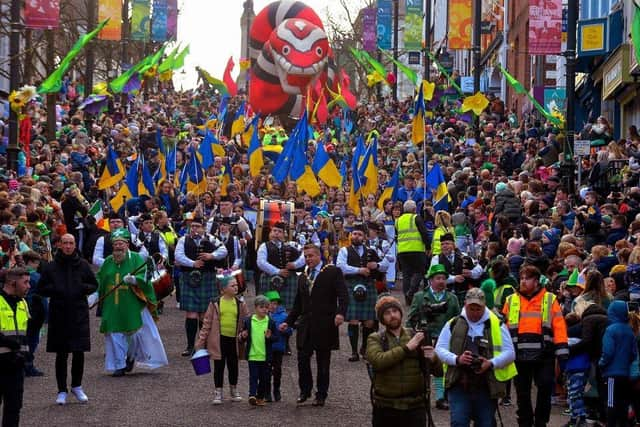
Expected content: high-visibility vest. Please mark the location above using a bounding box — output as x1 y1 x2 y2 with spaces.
443 311 517 383
0 294 29 354
493 283 514 309
396 214 425 253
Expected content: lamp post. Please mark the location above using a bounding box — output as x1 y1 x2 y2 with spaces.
7 0 21 171
563 0 577 197
423 0 431 80
393 0 399 101
472 0 481 93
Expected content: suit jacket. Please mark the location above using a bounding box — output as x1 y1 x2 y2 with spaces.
286 264 349 351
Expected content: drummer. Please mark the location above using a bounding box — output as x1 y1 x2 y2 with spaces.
256 221 305 311
134 213 169 261
175 214 228 356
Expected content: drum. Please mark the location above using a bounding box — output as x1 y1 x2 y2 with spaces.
152 268 174 300
235 270 247 294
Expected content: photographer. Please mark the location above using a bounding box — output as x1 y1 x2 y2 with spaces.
367 295 441 427
407 264 460 410
435 288 516 427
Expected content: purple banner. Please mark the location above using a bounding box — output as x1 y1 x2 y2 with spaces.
362 8 377 52
166 0 178 40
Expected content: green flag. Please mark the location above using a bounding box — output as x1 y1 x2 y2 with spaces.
633 4 640 65
109 54 152 94
360 50 387 77
171 45 190 70
349 47 368 68
158 45 180 74
379 49 418 86
139 45 166 75
497 64 526 94
426 51 463 95
38 19 109 94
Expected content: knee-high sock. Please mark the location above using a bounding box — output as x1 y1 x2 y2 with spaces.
185 318 198 349
360 327 374 353
433 375 445 401
348 324 359 355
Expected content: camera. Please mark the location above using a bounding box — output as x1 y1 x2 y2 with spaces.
412 300 449 333
469 353 483 371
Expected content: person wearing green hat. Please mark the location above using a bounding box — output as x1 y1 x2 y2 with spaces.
407 263 460 410
96 228 167 377
263 290 291 402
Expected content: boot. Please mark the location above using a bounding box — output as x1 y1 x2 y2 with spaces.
229 385 242 402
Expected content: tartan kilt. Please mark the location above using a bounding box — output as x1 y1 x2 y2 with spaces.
179 270 219 313
259 273 298 311
345 278 377 321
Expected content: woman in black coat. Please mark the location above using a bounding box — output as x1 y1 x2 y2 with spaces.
37 234 98 404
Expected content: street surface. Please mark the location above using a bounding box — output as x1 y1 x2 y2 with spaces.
22 289 565 427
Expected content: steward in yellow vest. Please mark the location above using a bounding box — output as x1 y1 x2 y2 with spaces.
435 288 516 426
0 268 32 426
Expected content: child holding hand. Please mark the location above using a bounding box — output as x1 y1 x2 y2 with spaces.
239 295 277 406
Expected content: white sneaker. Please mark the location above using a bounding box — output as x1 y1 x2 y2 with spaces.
230 386 242 402
56 392 67 405
71 386 89 403
212 388 223 405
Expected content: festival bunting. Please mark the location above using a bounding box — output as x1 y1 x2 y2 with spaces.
39 19 109 94
448 0 472 49
25 0 60 29
131 0 151 41
98 0 121 40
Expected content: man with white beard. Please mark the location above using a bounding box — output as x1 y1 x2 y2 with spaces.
96 228 168 377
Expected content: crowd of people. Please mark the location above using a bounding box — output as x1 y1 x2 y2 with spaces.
2 74 640 427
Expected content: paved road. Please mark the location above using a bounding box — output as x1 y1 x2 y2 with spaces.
22 288 566 427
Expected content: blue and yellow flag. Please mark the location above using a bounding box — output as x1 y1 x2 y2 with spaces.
98 144 125 190
273 111 308 184
378 167 400 210
312 140 341 188
248 117 264 178
110 157 140 212
198 130 216 170
426 163 450 212
230 102 245 137
186 146 207 196
358 137 378 197
220 158 234 196
290 127 320 197
139 157 156 197
412 81 426 145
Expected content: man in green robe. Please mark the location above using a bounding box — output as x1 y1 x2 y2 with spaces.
97 228 167 376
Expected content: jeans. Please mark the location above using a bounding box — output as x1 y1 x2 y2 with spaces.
448 384 497 427
514 359 555 427
398 252 427 302
567 370 588 420
372 406 426 427
213 336 238 388
248 361 269 399
298 347 331 399
267 351 284 394
55 352 85 393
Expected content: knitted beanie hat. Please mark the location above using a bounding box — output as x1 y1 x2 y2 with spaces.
375 295 403 324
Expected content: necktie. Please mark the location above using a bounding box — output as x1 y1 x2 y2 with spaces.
308 269 317 293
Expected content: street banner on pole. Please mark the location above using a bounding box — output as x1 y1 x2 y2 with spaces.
131 0 151 41
377 0 393 50
363 8 378 52
448 0 472 49
529 0 562 54
166 0 178 40
99 0 122 41
152 0 168 42
24 0 60 29
404 0 423 51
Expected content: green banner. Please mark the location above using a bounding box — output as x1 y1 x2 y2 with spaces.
404 0 423 51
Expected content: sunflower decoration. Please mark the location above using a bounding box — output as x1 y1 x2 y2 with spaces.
550 108 566 128
9 85 37 113
159 70 173 82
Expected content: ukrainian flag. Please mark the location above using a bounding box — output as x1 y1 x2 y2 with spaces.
312 140 341 188
198 130 216 169
186 146 207 196
358 137 378 197
412 81 426 145
273 111 308 184
378 167 400 210
231 102 245 137
155 129 167 186
348 136 366 215
248 116 264 177
110 157 140 212
98 144 125 190
220 158 234 196
290 130 320 197
426 163 450 212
